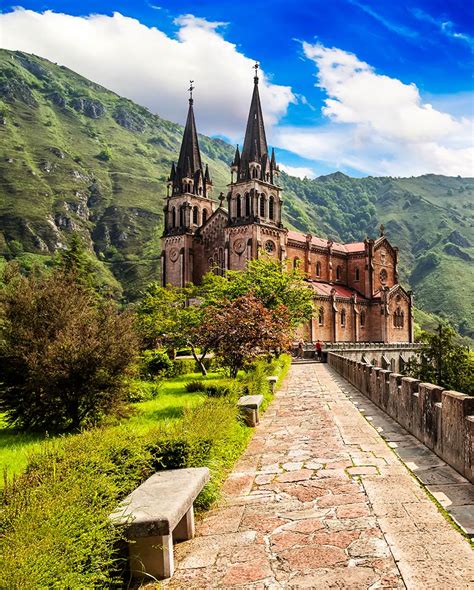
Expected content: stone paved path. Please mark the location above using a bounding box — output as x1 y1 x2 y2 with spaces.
163 364 473 589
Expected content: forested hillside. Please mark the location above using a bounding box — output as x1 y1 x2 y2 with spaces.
1 49 473 338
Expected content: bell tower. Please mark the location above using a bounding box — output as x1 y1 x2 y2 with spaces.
162 83 215 287
225 64 286 270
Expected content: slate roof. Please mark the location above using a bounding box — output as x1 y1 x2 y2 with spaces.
310 281 367 300
286 230 366 254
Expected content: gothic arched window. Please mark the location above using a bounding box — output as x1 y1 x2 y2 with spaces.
336 265 342 281
355 268 360 281
341 309 346 327
269 196 275 220
360 310 366 327
259 195 266 217
171 207 176 228
236 195 242 218
193 206 198 225
318 308 324 326
218 248 225 275
316 261 321 277
202 209 208 224
393 307 404 328
245 193 251 216
179 205 185 227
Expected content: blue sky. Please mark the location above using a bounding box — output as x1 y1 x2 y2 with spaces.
1 1 473 177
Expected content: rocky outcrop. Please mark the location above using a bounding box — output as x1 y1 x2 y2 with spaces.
71 97 106 119
49 147 65 159
0 77 37 106
113 106 146 132
444 243 472 261
17 55 50 80
65 191 90 220
54 212 78 231
87 182 103 209
40 161 54 173
48 91 66 108
447 230 471 248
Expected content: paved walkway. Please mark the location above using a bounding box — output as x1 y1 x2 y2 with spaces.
164 364 473 589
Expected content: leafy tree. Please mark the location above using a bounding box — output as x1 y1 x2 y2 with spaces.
406 324 474 394
201 256 314 327
136 283 208 373
8 239 24 258
60 233 93 284
195 294 292 377
0 265 139 432
137 258 313 375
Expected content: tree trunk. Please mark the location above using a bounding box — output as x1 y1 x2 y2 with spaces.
190 346 207 376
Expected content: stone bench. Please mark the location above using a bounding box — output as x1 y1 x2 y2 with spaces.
267 375 278 393
238 394 264 427
110 467 210 580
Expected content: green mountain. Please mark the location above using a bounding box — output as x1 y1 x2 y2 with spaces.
1 50 473 339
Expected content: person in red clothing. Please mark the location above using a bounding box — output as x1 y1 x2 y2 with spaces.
316 339 322 360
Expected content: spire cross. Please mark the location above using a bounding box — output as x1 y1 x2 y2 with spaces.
253 62 259 83
188 80 194 104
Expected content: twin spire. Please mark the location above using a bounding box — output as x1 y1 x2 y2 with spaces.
168 80 211 197
232 62 279 183
169 62 278 198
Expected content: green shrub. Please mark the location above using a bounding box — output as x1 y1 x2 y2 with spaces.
140 349 172 379
202 356 220 371
1 429 154 588
127 379 162 402
168 358 197 377
0 266 139 432
204 383 231 398
241 361 270 397
96 147 111 161
185 380 207 393
204 381 241 399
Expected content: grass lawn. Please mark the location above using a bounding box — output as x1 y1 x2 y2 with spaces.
0 370 224 484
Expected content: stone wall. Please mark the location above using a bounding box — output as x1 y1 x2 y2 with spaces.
326 343 420 373
327 353 474 483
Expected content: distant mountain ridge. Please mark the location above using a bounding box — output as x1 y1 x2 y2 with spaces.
0 49 473 339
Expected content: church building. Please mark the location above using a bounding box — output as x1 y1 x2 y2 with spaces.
161 68 413 344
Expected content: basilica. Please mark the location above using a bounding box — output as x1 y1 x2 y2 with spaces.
161 68 413 344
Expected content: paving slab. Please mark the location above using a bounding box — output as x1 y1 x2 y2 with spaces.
161 364 473 589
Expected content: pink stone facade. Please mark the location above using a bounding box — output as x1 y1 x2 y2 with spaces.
162 73 413 344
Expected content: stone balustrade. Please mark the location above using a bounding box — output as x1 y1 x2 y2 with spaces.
328 352 474 483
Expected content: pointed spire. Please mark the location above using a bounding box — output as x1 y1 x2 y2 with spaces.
232 144 241 168
168 161 176 182
270 147 276 168
205 163 211 183
238 62 269 181
169 82 211 196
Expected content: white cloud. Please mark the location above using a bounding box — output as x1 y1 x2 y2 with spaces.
412 8 474 53
276 43 474 176
0 9 295 140
0 9 472 177
348 1 418 39
279 164 316 179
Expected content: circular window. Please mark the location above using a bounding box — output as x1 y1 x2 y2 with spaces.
380 269 388 284
264 240 275 253
233 238 246 255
